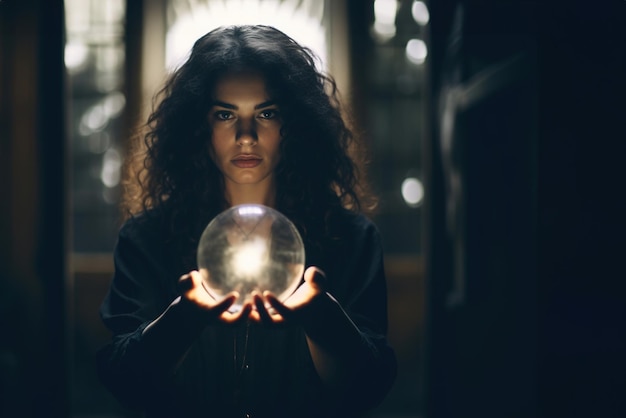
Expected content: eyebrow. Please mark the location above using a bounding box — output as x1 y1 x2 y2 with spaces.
211 100 276 110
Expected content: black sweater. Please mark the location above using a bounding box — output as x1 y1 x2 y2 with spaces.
97 208 396 417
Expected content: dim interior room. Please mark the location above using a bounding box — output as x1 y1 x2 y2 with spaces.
2 0 625 417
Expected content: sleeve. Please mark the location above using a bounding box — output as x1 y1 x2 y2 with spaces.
330 217 398 411
96 218 178 409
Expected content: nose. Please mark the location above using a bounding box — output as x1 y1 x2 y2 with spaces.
236 118 258 146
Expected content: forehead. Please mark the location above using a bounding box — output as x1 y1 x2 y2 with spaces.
213 71 270 100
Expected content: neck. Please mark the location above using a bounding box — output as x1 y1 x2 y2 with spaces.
224 180 276 208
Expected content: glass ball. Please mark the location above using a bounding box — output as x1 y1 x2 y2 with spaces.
196 204 305 312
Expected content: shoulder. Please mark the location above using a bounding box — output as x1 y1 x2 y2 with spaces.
317 208 387 304
117 208 172 248
113 209 183 287
328 207 381 241
321 207 384 260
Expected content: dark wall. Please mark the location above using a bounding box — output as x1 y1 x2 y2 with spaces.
426 1 538 416
535 2 626 417
425 1 626 417
0 0 68 416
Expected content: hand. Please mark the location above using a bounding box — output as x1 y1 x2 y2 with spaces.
177 270 252 324
248 266 327 325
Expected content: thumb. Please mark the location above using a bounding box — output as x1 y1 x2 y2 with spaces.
177 273 194 293
303 266 326 289
177 270 203 293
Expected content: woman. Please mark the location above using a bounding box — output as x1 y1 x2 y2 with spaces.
98 25 396 417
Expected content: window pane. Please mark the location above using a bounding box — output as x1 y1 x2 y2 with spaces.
66 0 126 253
165 0 327 72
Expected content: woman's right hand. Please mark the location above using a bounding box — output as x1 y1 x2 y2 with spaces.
177 270 251 324
140 270 251 374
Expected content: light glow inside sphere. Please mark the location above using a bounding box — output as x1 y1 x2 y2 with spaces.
196 204 305 312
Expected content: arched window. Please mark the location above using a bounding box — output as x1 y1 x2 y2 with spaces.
166 0 328 72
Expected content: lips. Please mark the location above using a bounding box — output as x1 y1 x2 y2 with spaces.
231 154 262 168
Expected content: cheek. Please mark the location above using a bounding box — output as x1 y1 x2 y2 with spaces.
209 130 230 155
271 140 283 165
260 124 282 143
266 133 282 157
208 137 226 165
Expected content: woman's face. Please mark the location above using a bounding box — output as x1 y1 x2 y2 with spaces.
208 71 282 192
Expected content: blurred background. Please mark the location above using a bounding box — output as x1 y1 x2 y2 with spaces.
1 0 625 417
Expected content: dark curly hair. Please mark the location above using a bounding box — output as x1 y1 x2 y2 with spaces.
122 25 375 255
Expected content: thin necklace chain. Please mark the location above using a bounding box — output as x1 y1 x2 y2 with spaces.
231 212 267 240
233 322 251 379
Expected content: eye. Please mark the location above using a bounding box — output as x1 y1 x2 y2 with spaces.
214 111 233 121
258 109 279 120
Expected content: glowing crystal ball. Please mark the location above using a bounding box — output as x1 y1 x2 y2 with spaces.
197 204 305 311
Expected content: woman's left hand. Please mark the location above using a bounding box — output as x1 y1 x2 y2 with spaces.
248 266 326 324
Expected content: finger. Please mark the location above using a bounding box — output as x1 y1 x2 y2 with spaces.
253 292 273 324
212 291 238 313
265 291 292 321
223 301 252 325
247 302 262 323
